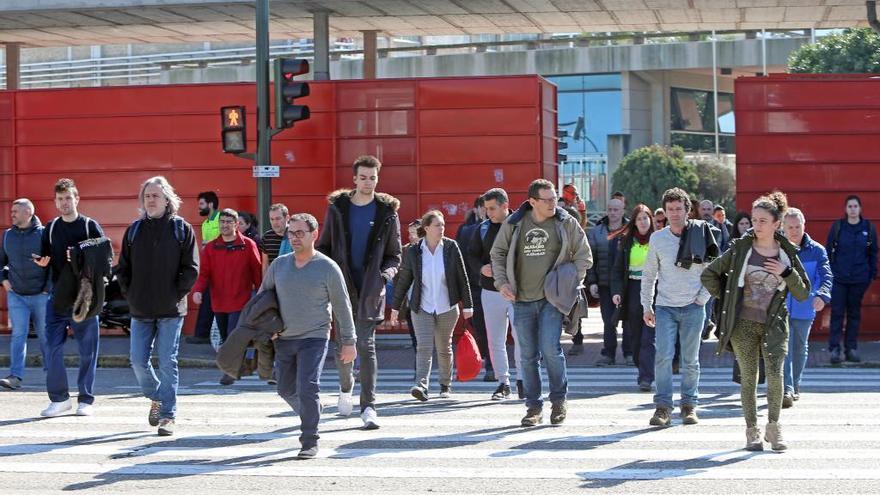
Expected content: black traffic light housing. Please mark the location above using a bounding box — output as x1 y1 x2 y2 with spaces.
556 128 568 163
273 58 311 130
220 105 247 154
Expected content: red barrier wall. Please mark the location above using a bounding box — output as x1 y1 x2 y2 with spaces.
735 73 880 340
0 75 557 334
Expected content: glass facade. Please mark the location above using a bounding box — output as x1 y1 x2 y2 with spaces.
670 87 736 154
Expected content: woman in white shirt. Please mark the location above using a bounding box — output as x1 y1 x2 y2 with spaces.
391 210 473 401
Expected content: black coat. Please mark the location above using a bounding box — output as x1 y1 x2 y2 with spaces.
392 237 473 314
216 288 283 378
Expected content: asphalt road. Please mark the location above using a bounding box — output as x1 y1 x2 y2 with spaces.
1 366 879 494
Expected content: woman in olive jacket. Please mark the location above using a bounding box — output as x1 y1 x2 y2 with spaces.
702 192 810 452
391 210 473 402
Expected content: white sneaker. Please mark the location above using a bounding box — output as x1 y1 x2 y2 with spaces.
337 390 353 417
76 403 95 416
361 407 380 430
40 399 73 417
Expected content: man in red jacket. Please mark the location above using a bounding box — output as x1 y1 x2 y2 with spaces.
192 209 262 385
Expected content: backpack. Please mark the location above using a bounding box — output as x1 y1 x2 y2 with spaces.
127 216 187 248
48 215 92 245
828 218 877 263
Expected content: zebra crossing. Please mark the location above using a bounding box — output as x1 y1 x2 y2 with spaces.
1 367 879 492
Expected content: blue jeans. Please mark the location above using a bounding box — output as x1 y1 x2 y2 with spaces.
513 299 567 410
44 296 100 404
784 318 813 395
654 303 704 409
130 317 183 419
7 292 49 379
275 338 328 448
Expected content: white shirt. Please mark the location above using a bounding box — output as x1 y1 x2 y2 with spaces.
420 239 452 314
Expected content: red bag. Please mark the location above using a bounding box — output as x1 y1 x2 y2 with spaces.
455 329 483 382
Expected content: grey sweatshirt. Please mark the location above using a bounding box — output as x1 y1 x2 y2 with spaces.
640 227 711 313
260 252 357 344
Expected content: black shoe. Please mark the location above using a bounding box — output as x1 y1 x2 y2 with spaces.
410 385 428 402
185 336 210 344
516 380 524 400
829 348 843 365
483 370 496 382
148 400 161 427
219 374 235 386
491 383 511 400
550 401 567 425
297 445 318 459
845 349 861 363
701 321 716 340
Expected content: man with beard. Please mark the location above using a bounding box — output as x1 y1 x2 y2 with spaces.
186 191 221 345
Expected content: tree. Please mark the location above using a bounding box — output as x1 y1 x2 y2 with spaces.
788 28 880 74
611 145 699 210
693 156 736 214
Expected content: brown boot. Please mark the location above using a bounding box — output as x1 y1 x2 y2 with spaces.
680 405 699 425
764 422 788 451
745 426 763 451
550 401 567 425
649 407 671 427
521 407 543 427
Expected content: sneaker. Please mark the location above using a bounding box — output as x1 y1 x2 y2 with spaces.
0 375 22 390
361 407 380 430
483 370 496 382
764 422 787 451
219 374 235 386
76 403 94 416
792 390 800 401
638 380 652 392
845 349 861 363
40 399 73 417
829 348 843 365
491 383 511 400
439 385 451 398
158 418 174 436
550 401 567 425
594 355 614 366
567 344 583 356
148 400 161 427
521 407 543 427
184 336 210 344
680 405 699 425
782 394 794 409
745 426 764 451
337 390 353 416
649 407 672 427
702 321 716 340
410 385 428 402
624 355 635 366
267 378 278 386
516 380 524 400
297 445 319 459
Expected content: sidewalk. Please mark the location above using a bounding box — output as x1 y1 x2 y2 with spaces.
1 314 878 370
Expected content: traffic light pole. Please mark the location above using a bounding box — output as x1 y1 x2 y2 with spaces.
255 0 272 233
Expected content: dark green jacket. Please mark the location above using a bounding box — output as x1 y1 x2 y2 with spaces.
701 231 810 359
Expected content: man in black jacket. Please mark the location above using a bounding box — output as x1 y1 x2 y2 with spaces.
456 195 491 381
117 177 199 436
316 155 401 429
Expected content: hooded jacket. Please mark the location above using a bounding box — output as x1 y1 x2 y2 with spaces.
1 215 49 295
490 201 593 307
391 237 473 315
117 213 200 319
316 189 402 321
786 232 833 321
701 231 811 358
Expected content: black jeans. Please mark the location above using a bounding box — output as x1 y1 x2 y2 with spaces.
193 288 214 339
625 279 655 383
829 280 870 351
469 287 492 370
600 286 630 358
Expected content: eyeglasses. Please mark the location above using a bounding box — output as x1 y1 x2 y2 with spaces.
219 219 237 225
287 229 313 239
531 195 558 204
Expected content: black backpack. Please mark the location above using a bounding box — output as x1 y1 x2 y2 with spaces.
127 216 186 248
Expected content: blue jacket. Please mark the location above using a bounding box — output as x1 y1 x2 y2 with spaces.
1 215 50 295
827 217 878 284
787 232 833 321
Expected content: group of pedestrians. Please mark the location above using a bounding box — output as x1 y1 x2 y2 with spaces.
1 160 876 458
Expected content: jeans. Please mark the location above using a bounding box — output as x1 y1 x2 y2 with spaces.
482 289 521 384
513 298 567 410
828 281 869 352
336 318 377 413
624 280 654 384
44 296 100 404
7 292 49 379
275 338 329 448
653 303 704 410
214 311 241 343
784 318 813 395
130 317 183 419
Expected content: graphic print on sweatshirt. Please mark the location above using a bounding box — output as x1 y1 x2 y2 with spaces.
523 228 549 257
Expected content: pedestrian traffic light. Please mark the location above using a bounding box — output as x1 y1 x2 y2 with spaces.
220 105 247 154
273 58 310 130
556 128 568 164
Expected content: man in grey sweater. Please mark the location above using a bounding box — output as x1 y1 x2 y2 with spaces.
641 188 712 428
260 213 357 460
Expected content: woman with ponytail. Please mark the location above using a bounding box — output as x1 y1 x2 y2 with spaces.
701 191 810 452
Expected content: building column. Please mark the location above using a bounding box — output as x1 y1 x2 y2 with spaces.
4 43 21 90
312 10 330 81
362 30 378 79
